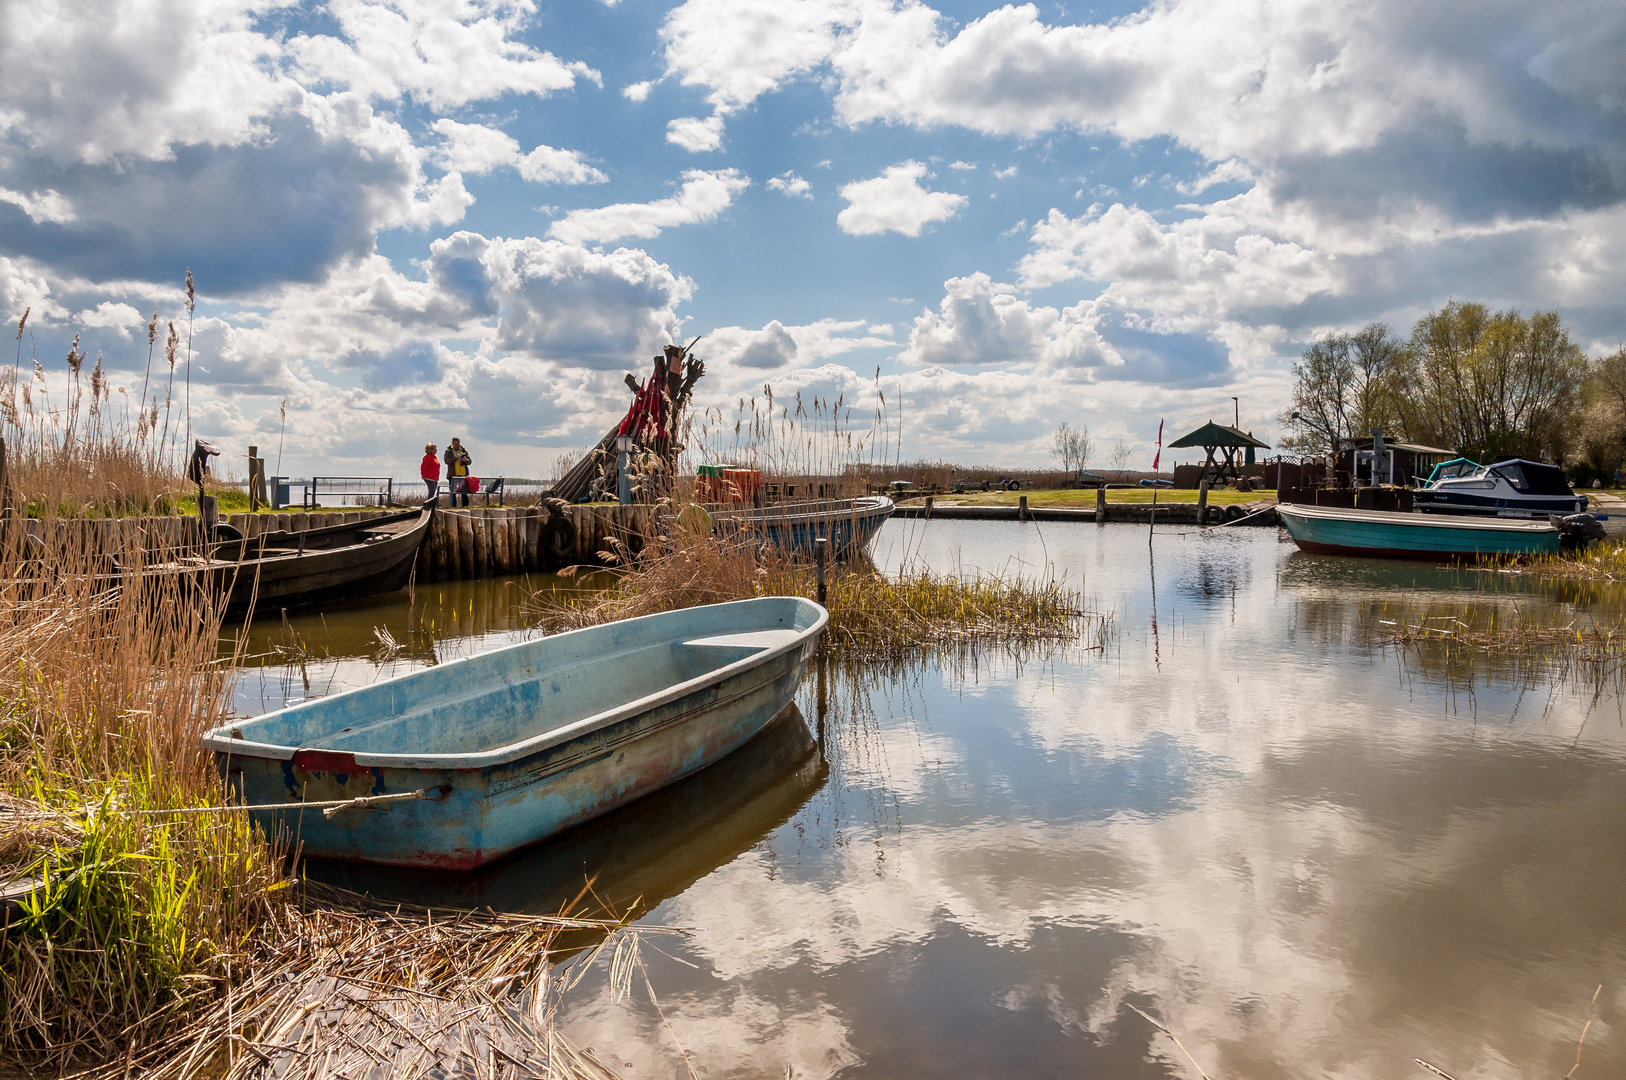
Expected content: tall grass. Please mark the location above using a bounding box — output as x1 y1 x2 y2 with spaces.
3 310 189 517
0 423 287 1071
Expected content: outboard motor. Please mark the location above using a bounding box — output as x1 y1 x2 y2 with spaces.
1550 513 1606 548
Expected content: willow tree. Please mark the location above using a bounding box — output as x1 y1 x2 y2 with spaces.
1403 302 1586 462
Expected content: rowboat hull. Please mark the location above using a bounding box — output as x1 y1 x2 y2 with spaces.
714 496 894 559
1277 503 1560 560
206 596 827 868
215 510 431 612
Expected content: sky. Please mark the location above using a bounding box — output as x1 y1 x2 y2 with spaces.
1 0 1623 480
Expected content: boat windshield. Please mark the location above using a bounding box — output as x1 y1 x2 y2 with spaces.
1425 457 1483 485
1488 459 1575 496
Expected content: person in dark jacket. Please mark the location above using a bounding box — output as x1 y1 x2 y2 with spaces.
444 437 471 507
421 443 440 504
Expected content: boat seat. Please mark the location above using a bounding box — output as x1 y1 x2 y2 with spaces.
682 629 803 651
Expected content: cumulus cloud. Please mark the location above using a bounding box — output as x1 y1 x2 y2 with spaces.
705 318 895 370
767 171 813 199
836 161 967 237
548 169 750 244
903 273 1113 369
654 0 1626 218
430 120 607 185
0 1 616 293
622 81 653 101
288 0 599 110
665 114 726 152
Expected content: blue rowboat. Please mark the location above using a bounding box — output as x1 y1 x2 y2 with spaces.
1278 503 1561 559
203 596 828 868
712 496 894 559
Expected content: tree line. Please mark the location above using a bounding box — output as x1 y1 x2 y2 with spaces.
1281 301 1625 480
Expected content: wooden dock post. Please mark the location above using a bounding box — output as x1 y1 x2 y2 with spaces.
1018 494 1030 522
1198 480 1209 526
924 495 933 520
815 537 828 605
200 495 218 535
1095 486 1107 523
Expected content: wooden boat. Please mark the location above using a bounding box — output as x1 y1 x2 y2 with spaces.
1278 503 1561 559
303 703 826 915
203 596 828 868
712 496 894 558
172 505 432 613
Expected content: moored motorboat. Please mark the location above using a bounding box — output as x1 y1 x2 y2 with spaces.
1278 503 1562 559
204 596 828 868
711 496 894 558
1413 458 1588 519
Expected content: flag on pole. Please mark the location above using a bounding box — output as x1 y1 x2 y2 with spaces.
1152 419 1164 472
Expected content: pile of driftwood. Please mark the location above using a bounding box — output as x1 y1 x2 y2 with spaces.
548 341 704 505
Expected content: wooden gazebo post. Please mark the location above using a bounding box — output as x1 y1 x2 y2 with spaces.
1167 421 1271 487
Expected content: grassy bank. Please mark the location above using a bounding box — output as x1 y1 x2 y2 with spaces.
933 486 1268 507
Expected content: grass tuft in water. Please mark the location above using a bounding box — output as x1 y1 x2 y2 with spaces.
530 513 1108 659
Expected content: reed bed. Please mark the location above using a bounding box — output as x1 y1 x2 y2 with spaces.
1360 598 1626 699
0 424 286 1072
1501 538 1626 583
531 513 1107 659
0 316 660 1077
69 883 672 1080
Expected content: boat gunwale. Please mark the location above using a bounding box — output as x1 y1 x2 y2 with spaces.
204 596 829 771
1276 503 1560 533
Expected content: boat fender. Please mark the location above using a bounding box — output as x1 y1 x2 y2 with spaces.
1206 505 1228 525
541 515 577 567
1225 504 1247 522
212 522 244 543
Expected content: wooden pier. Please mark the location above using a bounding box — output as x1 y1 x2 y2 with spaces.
224 505 661 583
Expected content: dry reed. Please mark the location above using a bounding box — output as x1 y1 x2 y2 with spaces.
0 416 285 1071
64 883 673 1080
531 510 1105 659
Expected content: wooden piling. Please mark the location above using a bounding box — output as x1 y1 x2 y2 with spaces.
1095 486 1107 523
458 513 475 580
1197 481 1209 525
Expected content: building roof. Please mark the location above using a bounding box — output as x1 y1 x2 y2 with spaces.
1166 421 1272 450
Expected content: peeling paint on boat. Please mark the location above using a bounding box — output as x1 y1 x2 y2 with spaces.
204 596 828 868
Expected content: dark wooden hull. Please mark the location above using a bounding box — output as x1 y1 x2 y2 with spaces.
195 508 433 613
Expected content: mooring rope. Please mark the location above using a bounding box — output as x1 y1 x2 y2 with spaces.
128 788 440 820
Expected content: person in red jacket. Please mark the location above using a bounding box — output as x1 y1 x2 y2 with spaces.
421 442 440 504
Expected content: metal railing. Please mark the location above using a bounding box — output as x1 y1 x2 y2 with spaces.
428 477 506 507
300 476 395 509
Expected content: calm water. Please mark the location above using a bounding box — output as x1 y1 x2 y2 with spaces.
234 520 1626 1080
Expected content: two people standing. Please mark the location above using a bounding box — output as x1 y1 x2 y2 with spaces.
420 437 473 507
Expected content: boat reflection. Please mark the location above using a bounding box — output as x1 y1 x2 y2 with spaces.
303 703 827 918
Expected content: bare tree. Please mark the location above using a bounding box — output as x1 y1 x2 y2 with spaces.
1109 437 1132 481
1050 422 1095 473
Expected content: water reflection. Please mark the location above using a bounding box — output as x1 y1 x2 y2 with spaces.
305 705 826 920
238 520 1626 1078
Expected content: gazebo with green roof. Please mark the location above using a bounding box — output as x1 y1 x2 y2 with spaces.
1167 421 1271 487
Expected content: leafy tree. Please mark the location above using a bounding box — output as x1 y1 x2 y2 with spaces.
1578 347 1626 480
1282 305 1587 465
1405 302 1585 462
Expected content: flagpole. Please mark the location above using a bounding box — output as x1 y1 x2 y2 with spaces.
1149 419 1164 547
